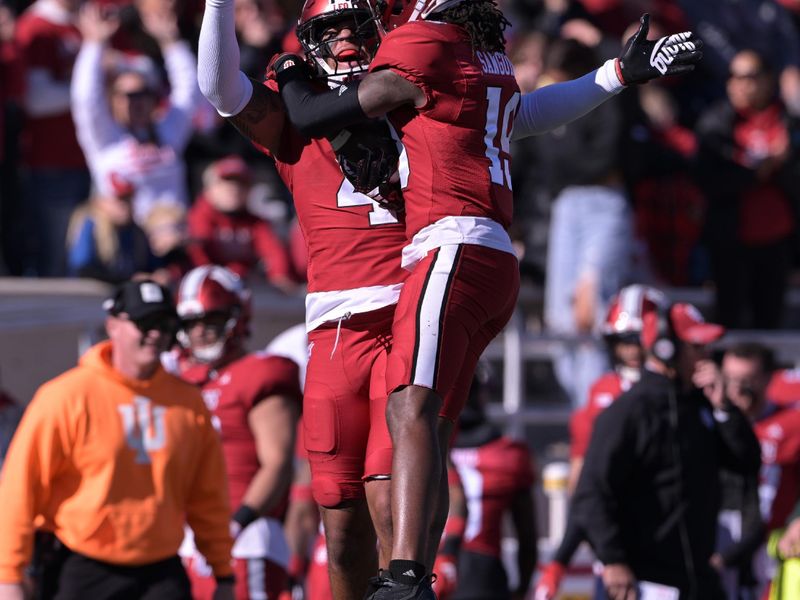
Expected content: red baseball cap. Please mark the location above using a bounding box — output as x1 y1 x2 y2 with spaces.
669 303 725 345
210 156 252 183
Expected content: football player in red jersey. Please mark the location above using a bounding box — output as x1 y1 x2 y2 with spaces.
273 6 703 595
536 284 662 600
196 1 405 597
168 265 303 600
445 373 537 600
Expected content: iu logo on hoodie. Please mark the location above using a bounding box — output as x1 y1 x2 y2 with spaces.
117 396 167 464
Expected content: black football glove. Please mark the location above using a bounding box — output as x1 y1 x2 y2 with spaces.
328 120 404 212
617 14 703 85
271 53 314 88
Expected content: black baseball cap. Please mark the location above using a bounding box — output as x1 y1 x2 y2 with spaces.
103 279 177 321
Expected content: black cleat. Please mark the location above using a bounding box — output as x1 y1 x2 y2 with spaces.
363 571 437 600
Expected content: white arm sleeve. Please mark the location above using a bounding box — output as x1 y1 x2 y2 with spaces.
512 59 625 141
197 0 253 117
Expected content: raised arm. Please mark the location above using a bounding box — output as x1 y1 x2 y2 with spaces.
197 0 285 153
142 7 200 149
272 55 423 139
513 14 703 140
71 3 122 155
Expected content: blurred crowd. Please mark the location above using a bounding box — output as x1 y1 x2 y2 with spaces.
0 0 303 292
1 0 800 330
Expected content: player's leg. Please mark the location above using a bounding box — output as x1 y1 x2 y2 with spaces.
305 315 384 600
363 306 398 569
385 382 443 569
383 245 519 587
425 415 454 570
319 502 378 599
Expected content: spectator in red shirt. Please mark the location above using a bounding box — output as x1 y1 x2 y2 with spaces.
188 156 296 292
15 0 90 276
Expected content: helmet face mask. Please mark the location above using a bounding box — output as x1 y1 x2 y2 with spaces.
297 0 383 83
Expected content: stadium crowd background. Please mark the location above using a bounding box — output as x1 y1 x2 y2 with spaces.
3 0 800 598
2 0 800 328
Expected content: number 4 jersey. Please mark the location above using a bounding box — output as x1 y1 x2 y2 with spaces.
262 79 408 332
369 21 520 268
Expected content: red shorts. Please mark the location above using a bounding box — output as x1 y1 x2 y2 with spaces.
185 556 288 600
304 305 394 508
387 244 519 421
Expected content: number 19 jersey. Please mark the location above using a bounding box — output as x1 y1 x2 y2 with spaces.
369 22 520 247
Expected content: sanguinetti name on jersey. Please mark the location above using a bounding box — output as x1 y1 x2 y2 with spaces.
476 51 514 76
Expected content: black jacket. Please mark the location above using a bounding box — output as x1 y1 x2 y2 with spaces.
571 369 761 597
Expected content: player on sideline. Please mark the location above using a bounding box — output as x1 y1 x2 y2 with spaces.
166 265 302 600
197 0 406 597
273 6 703 598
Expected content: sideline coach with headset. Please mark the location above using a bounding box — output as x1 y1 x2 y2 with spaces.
0 279 235 600
571 299 761 600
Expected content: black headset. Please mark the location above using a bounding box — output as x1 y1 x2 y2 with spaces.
650 301 678 366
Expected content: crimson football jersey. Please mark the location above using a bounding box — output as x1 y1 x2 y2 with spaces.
767 368 800 407
754 405 800 530
179 352 302 516
369 22 520 242
262 80 408 329
569 371 632 459
450 436 535 557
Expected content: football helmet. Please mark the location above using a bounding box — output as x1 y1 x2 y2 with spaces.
297 0 382 82
603 284 667 340
176 265 252 363
377 0 464 31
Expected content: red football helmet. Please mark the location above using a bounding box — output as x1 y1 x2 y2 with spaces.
297 0 382 82
603 284 667 340
377 0 464 31
176 265 252 363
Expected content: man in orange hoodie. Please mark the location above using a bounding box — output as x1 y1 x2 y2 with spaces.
0 279 235 600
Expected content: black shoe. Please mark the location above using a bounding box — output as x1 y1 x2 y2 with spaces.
364 570 391 600
363 571 437 600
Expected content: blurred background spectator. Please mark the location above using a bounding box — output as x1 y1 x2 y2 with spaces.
0 1 24 276
525 37 634 407
0 374 22 471
143 202 193 285
16 0 89 277
696 49 800 329
66 171 158 283
71 1 199 225
187 155 297 292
